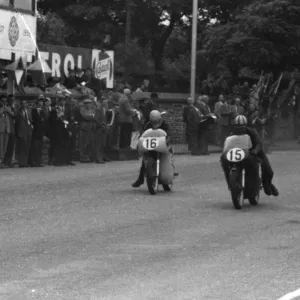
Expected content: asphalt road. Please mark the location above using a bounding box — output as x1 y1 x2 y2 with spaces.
1 152 300 300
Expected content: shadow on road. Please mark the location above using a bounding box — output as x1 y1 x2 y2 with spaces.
209 201 282 212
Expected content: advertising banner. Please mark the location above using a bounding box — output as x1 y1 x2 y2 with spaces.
38 44 114 88
38 44 92 78
92 49 114 89
0 9 36 61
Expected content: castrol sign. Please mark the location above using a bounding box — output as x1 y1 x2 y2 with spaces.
92 50 114 88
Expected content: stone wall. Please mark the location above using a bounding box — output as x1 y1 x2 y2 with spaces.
157 101 187 144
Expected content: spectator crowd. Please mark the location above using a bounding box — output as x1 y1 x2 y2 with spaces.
183 90 275 155
0 90 159 168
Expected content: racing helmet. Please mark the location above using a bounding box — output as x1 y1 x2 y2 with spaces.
231 115 247 135
233 115 247 127
149 110 162 128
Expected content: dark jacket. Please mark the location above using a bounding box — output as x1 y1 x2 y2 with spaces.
5 106 15 134
48 109 69 144
196 101 211 116
183 105 201 133
118 96 134 123
141 100 157 123
94 106 106 129
31 108 45 140
197 102 215 131
231 127 263 154
15 108 32 139
43 106 52 138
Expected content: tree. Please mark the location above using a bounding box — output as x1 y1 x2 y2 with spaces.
114 39 154 77
37 0 254 90
204 0 300 79
37 12 71 45
38 0 126 48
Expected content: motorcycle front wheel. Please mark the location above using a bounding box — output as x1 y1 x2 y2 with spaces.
230 169 244 210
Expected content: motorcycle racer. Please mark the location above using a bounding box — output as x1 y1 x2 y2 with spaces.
221 115 279 197
132 110 172 189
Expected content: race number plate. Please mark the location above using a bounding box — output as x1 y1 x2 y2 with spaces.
226 148 245 162
142 137 159 150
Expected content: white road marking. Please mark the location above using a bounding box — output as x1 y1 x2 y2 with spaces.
277 288 300 300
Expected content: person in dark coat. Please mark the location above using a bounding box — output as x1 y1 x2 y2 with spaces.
29 98 45 167
196 95 215 155
105 96 119 150
43 97 55 165
2 94 16 167
93 101 107 163
79 99 96 162
182 97 201 154
49 97 72 166
15 100 33 167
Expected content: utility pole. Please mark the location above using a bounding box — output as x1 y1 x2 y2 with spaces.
190 0 198 100
124 0 133 80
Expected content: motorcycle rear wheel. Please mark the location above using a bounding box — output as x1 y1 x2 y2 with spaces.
162 184 172 192
230 169 244 210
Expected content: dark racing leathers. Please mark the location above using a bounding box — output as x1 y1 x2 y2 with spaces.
132 120 171 188
221 127 279 197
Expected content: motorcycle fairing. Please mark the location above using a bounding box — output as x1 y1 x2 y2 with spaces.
223 134 252 153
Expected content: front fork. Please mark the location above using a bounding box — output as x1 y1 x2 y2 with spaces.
145 152 160 190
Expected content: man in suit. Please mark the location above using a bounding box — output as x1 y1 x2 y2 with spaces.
213 94 225 146
0 96 9 164
49 97 73 166
196 95 214 155
30 98 45 167
182 97 201 154
231 97 245 118
118 89 136 149
43 97 54 165
2 94 15 167
220 97 235 146
15 99 33 167
93 101 107 164
79 99 96 162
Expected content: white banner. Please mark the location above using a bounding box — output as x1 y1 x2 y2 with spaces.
0 9 37 61
92 50 114 89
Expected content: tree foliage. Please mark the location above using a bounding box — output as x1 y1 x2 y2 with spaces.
37 0 300 92
205 0 300 77
37 12 71 45
114 39 154 76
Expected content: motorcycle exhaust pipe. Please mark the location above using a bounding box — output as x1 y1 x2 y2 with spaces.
156 158 160 190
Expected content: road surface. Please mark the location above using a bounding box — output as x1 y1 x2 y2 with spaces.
1 152 300 300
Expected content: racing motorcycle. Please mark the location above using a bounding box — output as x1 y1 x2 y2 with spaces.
222 134 262 210
138 128 174 195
